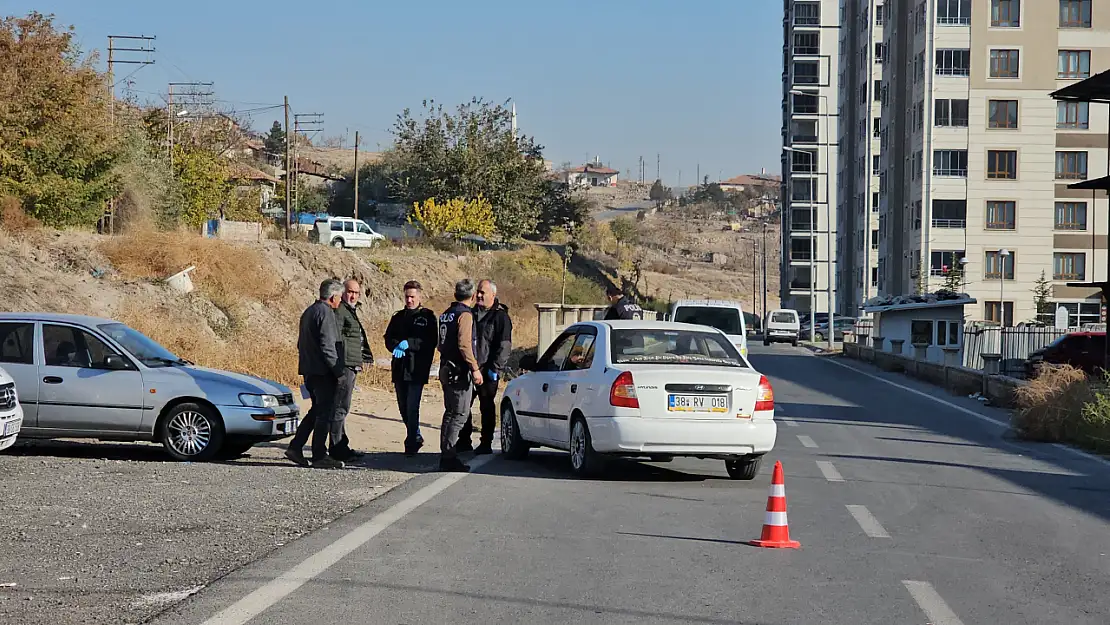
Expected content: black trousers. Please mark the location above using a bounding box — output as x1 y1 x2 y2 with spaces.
460 376 498 446
289 372 352 460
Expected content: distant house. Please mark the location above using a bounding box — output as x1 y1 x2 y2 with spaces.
563 163 619 188
227 161 280 212
719 172 782 217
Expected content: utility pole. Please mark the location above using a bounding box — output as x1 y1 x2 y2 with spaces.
106 35 155 235
656 153 660 181
284 96 291 238
293 113 324 213
752 240 758 321
762 221 769 324
353 130 360 220
697 164 700 189
167 81 214 175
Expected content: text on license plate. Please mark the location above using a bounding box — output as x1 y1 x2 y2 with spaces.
3 419 21 436
667 395 729 412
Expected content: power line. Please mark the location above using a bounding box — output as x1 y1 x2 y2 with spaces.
105 34 155 236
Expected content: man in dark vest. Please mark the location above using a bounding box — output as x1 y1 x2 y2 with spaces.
437 279 483 472
384 280 437 457
458 279 512 455
604 284 644 320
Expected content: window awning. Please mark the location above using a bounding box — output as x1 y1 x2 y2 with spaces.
1051 68 1110 103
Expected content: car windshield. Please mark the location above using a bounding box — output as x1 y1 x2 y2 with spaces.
771 312 795 324
97 323 185 367
672 306 743 335
610 329 746 367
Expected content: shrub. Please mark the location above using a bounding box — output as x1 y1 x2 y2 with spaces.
368 258 393 275
0 195 41 233
1012 364 1110 452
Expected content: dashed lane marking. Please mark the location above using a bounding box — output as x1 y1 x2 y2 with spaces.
902 580 965 625
846 504 890 538
816 460 844 482
797 435 818 449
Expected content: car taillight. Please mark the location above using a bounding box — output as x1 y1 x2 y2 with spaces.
609 371 639 408
755 375 774 412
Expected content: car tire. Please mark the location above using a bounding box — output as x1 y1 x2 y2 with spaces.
158 402 224 462
763 340 770 346
216 439 255 460
500 402 529 460
331 238 345 249
725 455 763 480
569 417 603 477
791 339 798 347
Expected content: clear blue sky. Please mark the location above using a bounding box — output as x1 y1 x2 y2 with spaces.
11 0 783 186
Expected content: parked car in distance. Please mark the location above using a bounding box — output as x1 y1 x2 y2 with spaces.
668 299 749 359
0 365 24 452
0 313 300 461
814 317 858 342
764 309 800 346
500 320 776 480
311 216 386 249
1026 331 1106 377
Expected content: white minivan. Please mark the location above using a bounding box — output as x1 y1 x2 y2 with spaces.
764 309 801 346
668 300 749 359
312 216 386 249
0 365 24 451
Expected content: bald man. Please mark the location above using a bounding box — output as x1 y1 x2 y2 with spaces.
458 279 513 455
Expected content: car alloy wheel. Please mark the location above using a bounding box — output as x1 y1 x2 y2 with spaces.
500 403 529 460
160 402 224 462
570 420 586 471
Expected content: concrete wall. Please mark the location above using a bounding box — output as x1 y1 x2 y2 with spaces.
843 340 1025 408
211 219 264 242
534 304 660 354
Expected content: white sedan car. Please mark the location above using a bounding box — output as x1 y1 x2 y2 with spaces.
501 320 776 479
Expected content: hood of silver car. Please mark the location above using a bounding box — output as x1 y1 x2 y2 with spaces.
154 365 292 396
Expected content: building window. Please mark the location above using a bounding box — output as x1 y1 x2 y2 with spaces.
872 154 881 172
935 99 969 127
1055 151 1088 180
985 201 1016 230
872 192 880 212
791 149 818 173
1060 0 1092 28
937 320 961 346
935 49 971 76
1054 252 1086 281
876 3 885 25
790 266 812 290
937 0 972 25
985 301 1015 327
1057 101 1089 129
792 91 819 114
931 250 965 277
1058 50 1091 79
793 60 820 85
873 117 881 137
871 267 878 287
989 50 1020 78
984 250 1015 280
991 0 1020 27
933 150 968 177
794 2 821 26
791 208 814 231
911 320 934 345
791 178 817 202
794 32 820 56
790 237 813 262
986 150 1017 180
988 100 1019 129
1054 202 1087 231
791 119 819 143
932 199 967 228
873 80 881 101
875 42 886 63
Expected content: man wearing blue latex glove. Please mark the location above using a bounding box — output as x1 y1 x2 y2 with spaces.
458 279 513 455
384 281 437 457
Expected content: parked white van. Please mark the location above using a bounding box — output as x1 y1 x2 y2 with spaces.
668 300 749 359
0 365 24 451
764 309 800 346
311 217 386 249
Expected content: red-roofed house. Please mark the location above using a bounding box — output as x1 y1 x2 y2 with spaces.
563 160 619 188
719 173 782 194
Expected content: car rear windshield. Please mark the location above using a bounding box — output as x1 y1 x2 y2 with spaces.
609 329 747 367
771 312 796 324
672 306 743 335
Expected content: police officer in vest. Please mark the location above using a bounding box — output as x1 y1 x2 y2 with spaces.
436 279 483 473
604 284 644 320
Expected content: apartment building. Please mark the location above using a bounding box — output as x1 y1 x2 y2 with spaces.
878 0 1109 327
837 0 885 314
781 0 841 317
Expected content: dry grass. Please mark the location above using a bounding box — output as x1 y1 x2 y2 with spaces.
0 195 41 233
1012 364 1110 453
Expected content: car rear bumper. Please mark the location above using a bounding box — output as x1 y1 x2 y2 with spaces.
219 405 300 439
586 416 777 457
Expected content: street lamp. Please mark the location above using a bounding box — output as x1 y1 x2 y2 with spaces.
790 89 834 350
784 146 816 342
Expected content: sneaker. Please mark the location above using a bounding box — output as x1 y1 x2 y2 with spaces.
438 457 470 473
404 438 424 457
311 457 345 470
474 443 493 455
284 448 309 467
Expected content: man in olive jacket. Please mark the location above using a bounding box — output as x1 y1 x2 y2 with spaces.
330 278 374 461
384 280 437 456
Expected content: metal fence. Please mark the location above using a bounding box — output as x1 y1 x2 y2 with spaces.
848 319 874 343
962 323 1068 377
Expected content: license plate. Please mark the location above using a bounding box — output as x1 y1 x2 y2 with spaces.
278 419 297 435
3 419 20 436
668 395 728 413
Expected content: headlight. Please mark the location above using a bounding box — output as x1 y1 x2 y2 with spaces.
239 393 279 409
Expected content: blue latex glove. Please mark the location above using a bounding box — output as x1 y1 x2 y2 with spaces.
392 340 409 359
488 371 498 382
396 340 409 351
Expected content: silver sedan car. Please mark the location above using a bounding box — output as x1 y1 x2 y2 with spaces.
0 313 300 461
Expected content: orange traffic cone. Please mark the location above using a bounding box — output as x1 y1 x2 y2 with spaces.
747 460 801 549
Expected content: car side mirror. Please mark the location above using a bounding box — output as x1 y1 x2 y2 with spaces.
519 354 537 371
103 354 129 370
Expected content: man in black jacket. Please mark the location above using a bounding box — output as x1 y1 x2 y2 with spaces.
437 279 483 473
286 278 347 469
458 279 512 455
604 285 644 320
384 280 437 457
330 278 374 461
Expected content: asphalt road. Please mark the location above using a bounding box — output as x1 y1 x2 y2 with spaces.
150 344 1110 624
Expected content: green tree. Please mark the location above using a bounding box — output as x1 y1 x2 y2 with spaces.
609 215 640 246
408 196 495 239
1033 270 1052 322
263 121 286 157
941 263 964 292
173 145 230 229
649 179 673 202
384 98 547 239
534 181 591 240
0 12 121 227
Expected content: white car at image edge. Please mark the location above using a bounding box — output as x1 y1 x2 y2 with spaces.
501 320 776 479
0 365 23 451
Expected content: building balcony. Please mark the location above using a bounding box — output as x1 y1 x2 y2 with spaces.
931 218 966 229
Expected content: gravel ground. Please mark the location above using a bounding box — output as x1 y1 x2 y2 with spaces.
0 438 429 625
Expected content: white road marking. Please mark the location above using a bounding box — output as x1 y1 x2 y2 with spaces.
846 505 890 538
902 580 965 625
822 356 1110 470
134 585 205 607
797 435 818 448
780 417 800 427
200 454 497 625
816 460 844 482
